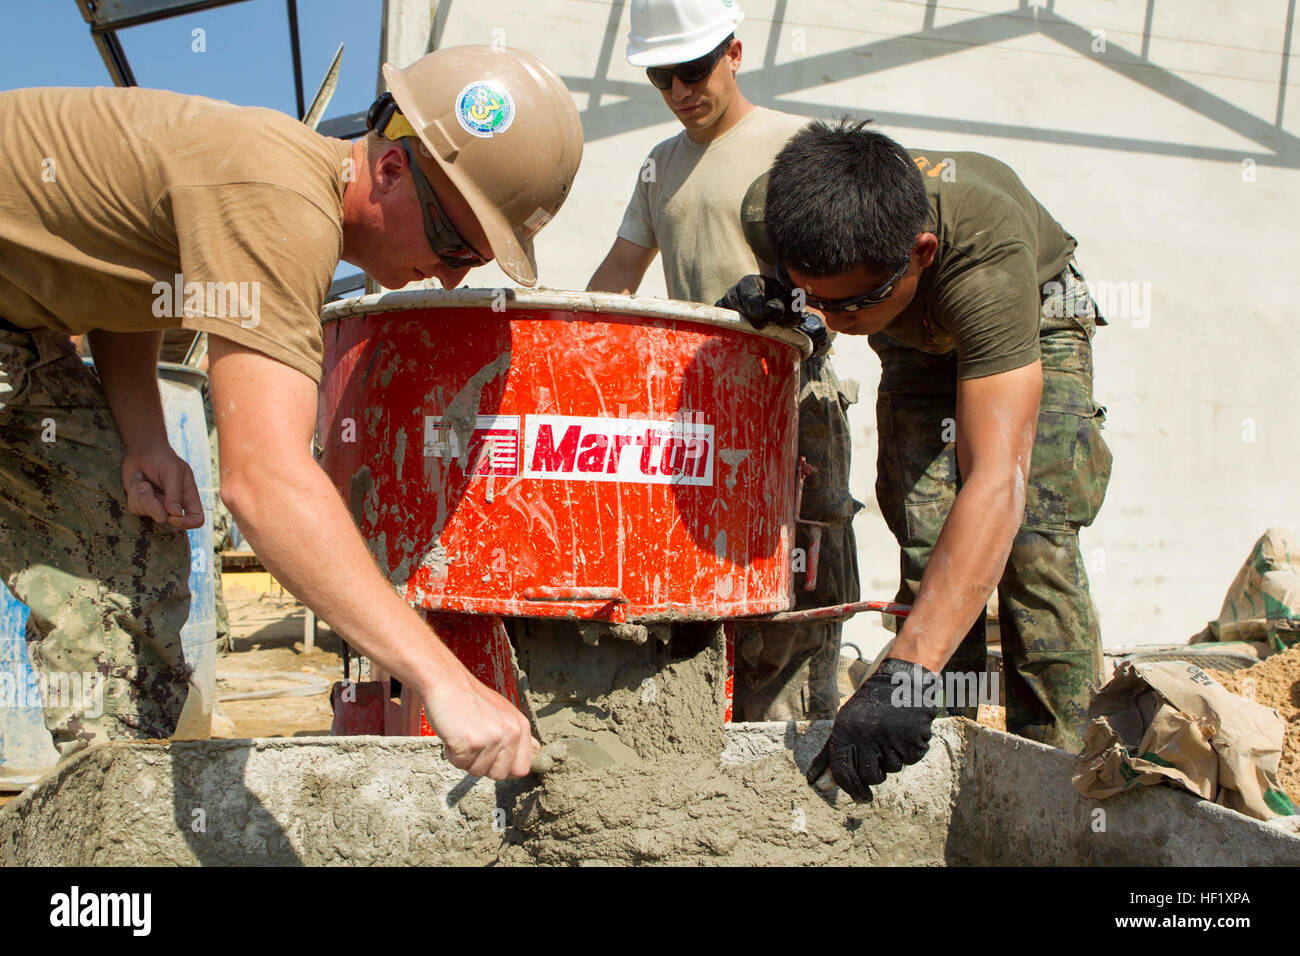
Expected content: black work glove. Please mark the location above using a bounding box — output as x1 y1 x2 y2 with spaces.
795 313 831 357
806 657 939 803
715 274 804 329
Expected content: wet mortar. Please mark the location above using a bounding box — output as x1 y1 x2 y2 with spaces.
3 624 1299 866
500 620 891 865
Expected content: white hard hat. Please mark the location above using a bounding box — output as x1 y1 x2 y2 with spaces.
626 0 745 67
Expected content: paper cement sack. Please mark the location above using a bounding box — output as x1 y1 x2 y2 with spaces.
1198 527 1300 651
1072 659 1297 821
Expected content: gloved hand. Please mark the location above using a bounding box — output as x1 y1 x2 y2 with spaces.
795 313 831 356
806 657 938 803
715 274 804 329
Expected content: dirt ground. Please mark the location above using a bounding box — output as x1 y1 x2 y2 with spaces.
1209 643 1300 801
211 582 345 739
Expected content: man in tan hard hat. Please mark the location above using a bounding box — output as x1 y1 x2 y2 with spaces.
588 0 861 722
0 46 581 780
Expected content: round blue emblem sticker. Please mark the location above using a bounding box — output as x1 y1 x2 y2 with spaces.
455 81 515 138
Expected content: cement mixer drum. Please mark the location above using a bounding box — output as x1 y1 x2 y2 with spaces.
318 289 806 622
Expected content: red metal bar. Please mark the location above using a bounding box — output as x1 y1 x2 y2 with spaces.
520 587 628 603
723 622 735 723
519 587 630 623
756 600 912 625
800 522 824 591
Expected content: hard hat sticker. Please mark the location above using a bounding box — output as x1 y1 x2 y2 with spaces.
455 82 515 138
521 207 552 239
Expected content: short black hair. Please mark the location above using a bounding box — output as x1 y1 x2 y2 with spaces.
766 119 929 277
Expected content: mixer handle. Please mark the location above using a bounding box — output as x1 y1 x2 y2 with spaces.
519 587 630 623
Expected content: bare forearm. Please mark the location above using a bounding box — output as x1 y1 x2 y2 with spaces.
890 472 1024 671
86 329 166 450
587 262 637 295
587 238 654 295
221 453 465 698
206 333 534 777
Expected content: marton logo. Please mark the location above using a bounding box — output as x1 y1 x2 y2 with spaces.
523 415 713 485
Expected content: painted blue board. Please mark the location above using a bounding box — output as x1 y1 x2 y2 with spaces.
0 582 59 781
158 364 218 730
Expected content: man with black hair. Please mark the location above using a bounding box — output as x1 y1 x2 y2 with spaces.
723 120 1112 801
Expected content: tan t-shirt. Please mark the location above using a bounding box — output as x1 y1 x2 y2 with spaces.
0 87 352 382
617 106 805 306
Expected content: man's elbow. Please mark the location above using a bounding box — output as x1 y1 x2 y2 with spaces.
969 465 1029 526
219 474 254 532
217 457 277 531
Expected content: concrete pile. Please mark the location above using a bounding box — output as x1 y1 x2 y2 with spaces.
2 622 1297 866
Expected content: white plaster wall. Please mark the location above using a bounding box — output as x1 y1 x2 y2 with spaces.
428 0 1300 653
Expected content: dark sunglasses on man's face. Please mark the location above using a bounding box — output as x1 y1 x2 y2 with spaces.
400 139 489 268
645 37 732 90
776 259 909 313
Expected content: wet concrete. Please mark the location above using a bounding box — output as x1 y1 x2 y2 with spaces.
3 719 1297 866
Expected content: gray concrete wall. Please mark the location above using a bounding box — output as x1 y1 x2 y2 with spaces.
413 1 1299 655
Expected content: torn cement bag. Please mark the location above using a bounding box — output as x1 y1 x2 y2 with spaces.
1194 527 1300 651
1072 660 1297 822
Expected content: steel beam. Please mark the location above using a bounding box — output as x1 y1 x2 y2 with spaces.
79 0 254 33
378 0 437 81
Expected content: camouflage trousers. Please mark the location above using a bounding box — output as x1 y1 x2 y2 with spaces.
733 350 862 721
0 325 194 758
869 262 1112 751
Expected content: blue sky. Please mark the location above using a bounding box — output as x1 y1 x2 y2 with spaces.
0 1 386 287
0 0 383 123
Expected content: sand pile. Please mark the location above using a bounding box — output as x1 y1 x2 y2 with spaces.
1210 643 1300 800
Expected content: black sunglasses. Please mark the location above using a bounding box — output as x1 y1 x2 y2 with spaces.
645 36 733 90
776 259 909 313
400 139 489 268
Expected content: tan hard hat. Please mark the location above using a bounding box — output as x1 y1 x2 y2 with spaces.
382 46 584 287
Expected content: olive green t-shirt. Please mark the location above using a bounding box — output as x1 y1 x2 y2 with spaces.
0 86 353 382
883 150 1076 379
